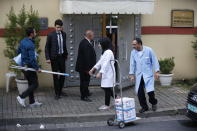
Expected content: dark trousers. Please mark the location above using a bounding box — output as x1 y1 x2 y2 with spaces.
102 88 116 106
20 71 38 104
138 77 158 109
51 55 66 97
79 72 90 99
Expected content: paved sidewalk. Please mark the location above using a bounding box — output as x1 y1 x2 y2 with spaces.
0 85 189 128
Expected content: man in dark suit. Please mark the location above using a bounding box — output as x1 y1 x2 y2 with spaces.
75 30 96 102
45 19 68 100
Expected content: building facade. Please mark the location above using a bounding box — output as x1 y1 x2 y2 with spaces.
0 0 197 88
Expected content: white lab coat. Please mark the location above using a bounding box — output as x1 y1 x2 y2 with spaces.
129 46 160 94
94 49 116 88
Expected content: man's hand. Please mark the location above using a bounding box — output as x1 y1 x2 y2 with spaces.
46 60 51 64
155 72 160 80
37 68 42 73
129 75 135 82
89 68 96 75
96 73 102 79
85 71 89 75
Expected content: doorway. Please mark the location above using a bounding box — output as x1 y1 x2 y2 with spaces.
63 14 135 87
63 15 102 87
102 15 135 87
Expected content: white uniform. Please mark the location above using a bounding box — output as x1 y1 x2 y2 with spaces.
129 46 160 94
94 49 115 88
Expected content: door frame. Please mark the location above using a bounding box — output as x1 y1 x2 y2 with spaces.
63 14 102 87
63 14 142 87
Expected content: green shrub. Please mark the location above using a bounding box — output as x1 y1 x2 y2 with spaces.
192 34 197 59
159 57 175 74
192 34 197 86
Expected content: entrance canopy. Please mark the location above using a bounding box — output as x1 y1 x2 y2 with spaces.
60 0 154 14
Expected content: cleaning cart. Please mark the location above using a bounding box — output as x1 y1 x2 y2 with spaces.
107 60 140 129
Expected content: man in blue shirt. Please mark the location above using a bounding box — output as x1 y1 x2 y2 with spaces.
16 27 42 108
129 38 160 113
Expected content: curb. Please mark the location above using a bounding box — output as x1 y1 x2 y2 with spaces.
0 107 186 126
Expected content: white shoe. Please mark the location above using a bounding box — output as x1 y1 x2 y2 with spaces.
30 101 42 108
99 105 105 110
17 96 26 107
99 105 110 110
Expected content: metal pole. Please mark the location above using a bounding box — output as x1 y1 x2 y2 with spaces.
10 65 70 77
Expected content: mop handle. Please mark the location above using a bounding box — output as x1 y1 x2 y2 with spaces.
10 65 70 77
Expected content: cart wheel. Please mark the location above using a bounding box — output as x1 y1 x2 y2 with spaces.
118 121 125 129
107 118 114 126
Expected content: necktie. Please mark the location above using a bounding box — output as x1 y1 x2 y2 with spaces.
57 33 62 54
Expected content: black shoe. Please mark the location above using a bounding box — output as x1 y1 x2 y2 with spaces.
152 104 157 111
55 96 61 100
81 97 92 102
61 92 67 97
139 108 149 113
88 92 93 97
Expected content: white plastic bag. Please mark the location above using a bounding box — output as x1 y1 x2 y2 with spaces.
115 97 135 110
13 52 38 66
116 108 136 122
115 97 136 122
13 54 22 66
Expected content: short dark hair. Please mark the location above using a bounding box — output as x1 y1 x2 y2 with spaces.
55 19 63 26
26 27 34 36
134 38 143 45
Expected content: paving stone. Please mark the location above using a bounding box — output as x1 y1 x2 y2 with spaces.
0 86 189 127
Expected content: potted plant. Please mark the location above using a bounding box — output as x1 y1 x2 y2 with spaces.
192 34 197 59
158 57 175 86
3 6 41 94
192 34 197 86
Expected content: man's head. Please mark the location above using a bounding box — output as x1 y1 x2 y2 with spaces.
55 19 63 32
132 38 143 51
85 30 94 40
26 27 36 39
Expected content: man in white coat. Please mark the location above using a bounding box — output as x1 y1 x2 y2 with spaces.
129 38 160 113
